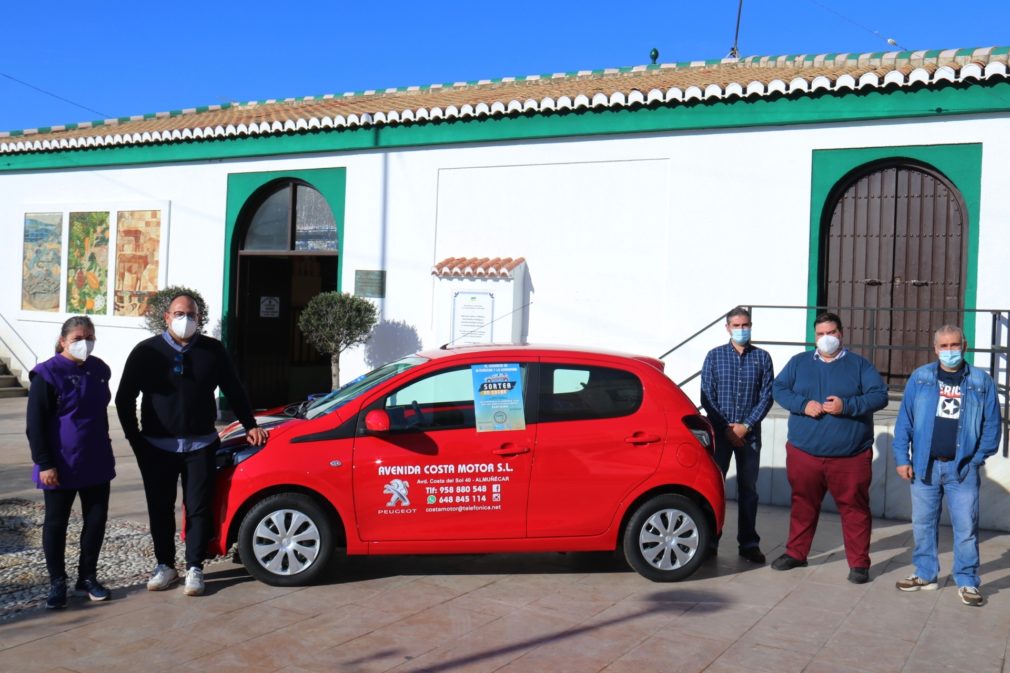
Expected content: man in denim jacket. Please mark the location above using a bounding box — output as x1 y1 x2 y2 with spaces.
892 325 1001 607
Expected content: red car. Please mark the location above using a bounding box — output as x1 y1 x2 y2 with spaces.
211 345 724 585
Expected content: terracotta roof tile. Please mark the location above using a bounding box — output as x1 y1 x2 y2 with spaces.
432 257 526 279
3 47 1009 154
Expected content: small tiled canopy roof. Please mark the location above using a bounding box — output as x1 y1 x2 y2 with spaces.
3 46 1009 154
432 257 526 280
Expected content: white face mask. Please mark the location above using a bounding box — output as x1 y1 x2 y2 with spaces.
67 339 95 362
170 315 198 340
816 334 841 356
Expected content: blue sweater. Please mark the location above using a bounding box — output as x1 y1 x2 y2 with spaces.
772 350 888 457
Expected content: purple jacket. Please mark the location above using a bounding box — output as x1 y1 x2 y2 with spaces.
27 354 116 490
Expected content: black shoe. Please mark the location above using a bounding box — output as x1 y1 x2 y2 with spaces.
847 567 870 584
75 576 111 601
771 553 808 571
705 545 719 560
739 547 766 564
46 577 68 610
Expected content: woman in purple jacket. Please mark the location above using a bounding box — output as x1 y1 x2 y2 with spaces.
26 316 116 609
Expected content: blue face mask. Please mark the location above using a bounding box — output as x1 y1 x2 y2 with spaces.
731 328 751 345
939 349 963 368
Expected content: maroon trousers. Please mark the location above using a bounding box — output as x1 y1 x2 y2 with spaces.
784 442 872 568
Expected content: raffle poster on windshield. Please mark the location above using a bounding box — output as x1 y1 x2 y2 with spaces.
472 363 526 431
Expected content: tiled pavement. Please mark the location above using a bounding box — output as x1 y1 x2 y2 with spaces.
1 396 1009 673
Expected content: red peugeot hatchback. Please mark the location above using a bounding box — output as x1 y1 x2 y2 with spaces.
210 345 724 586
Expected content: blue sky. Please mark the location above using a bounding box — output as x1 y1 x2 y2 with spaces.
3 0 1008 133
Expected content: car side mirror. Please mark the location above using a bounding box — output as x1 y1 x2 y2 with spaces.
364 409 391 433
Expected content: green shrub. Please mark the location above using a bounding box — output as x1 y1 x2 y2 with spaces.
298 292 378 387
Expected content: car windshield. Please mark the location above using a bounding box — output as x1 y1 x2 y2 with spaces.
304 355 427 420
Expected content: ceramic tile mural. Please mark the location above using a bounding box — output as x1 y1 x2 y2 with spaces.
22 213 63 312
114 210 161 316
66 211 110 314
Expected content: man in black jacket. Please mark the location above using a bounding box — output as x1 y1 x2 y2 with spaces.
116 292 267 596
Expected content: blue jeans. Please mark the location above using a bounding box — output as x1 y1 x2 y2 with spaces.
715 436 761 550
910 459 981 588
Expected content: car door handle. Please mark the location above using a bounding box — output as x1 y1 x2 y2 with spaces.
625 432 662 445
493 444 530 456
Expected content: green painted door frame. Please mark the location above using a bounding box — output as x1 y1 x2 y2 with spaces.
222 167 346 349
807 143 982 348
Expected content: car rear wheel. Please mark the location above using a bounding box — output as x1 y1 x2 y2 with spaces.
623 494 710 582
238 493 334 586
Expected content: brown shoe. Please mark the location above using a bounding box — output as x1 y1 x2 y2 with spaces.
895 575 938 592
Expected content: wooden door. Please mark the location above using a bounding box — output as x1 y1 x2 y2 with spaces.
823 164 966 386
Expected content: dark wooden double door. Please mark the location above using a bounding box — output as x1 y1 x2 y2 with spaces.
822 163 967 387
237 255 337 407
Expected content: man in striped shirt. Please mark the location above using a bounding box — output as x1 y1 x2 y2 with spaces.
701 306 774 563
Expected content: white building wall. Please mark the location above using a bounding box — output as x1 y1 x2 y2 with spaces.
3 114 1009 528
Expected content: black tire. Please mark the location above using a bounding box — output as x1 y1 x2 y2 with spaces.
237 493 334 586
623 494 710 582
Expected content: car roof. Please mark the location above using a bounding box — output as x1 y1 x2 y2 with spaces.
417 343 666 372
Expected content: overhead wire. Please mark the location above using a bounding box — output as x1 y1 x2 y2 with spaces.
0 71 109 122
804 0 908 50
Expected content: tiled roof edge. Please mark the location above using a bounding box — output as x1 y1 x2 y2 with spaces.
2 46 994 139
2 46 1008 148
737 45 1002 68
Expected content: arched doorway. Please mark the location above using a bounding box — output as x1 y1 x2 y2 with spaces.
820 161 967 387
235 180 338 407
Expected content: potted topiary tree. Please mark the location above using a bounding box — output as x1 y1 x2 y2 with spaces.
297 292 378 388
143 285 209 335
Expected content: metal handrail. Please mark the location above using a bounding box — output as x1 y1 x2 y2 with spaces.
661 304 1010 453
0 311 38 379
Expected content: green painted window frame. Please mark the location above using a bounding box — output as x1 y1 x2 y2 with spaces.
222 168 346 349
807 143 982 351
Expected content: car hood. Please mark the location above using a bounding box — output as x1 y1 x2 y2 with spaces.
218 415 296 449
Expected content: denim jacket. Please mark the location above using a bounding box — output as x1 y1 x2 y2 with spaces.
892 361 1002 481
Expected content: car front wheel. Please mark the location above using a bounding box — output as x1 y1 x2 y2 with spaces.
623 494 710 582
237 493 334 586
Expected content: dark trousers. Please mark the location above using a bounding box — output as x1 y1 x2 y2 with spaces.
715 436 761 550
134 440 218 569
785 442 872 568
42 482 110 581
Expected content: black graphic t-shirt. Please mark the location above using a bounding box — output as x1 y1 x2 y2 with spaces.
930 366 965 459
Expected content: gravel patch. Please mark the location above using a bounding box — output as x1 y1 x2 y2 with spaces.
0 498 227 621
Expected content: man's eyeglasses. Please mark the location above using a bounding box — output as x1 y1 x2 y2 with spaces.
173 352 184 375
171 311 198 320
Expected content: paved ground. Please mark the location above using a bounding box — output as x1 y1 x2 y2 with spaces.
1 396 1010 673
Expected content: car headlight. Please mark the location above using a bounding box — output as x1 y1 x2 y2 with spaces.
232 445 264 466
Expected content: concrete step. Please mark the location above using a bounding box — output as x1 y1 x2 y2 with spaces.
0 375 18 388
0 387 27 399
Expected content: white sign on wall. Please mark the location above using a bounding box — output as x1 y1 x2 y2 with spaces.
259 296 280 318
451 292 493 345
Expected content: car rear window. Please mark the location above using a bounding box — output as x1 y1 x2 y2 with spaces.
539 364 643 422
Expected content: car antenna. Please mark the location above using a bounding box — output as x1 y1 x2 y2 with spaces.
439 300 533 350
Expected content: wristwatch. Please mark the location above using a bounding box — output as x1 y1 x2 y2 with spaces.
741 423 751 432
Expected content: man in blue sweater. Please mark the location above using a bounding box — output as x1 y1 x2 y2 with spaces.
771 312 888 583
892 325 1001 607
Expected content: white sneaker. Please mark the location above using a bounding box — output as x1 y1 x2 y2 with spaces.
146 564 179 591
183 567 205 596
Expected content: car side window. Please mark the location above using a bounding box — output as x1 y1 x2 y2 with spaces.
383 364 529 431
384 367 475 431
539 364 643 422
